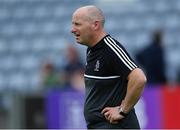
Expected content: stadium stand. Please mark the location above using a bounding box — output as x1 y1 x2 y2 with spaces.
0 0 179 93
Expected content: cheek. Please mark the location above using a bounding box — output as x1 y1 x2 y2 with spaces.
82 26 92 36
81 31 91 40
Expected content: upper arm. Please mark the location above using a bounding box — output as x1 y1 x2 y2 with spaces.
127 68 147 83
106 45 138 77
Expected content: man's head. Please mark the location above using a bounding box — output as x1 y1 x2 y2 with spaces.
71 5 106 46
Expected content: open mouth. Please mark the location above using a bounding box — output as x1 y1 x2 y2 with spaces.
76 34 80 37
75 34 80 39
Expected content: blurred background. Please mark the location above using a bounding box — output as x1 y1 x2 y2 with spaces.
0 0 180 129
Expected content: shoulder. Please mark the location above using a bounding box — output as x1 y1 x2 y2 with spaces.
103 35 138 71
103 35 121 46
102 35 126 57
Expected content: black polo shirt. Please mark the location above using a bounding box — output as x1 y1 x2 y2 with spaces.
84 35 138 128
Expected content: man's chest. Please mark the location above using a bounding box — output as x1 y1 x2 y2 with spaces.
85 50 112 76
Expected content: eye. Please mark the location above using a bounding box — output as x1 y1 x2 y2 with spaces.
73 22 81 26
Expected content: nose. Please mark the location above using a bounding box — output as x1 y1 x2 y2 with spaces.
71 25 76 34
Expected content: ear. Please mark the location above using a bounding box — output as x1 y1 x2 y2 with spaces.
93 21 100 30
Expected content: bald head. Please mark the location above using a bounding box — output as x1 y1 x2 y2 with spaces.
71 5 107 46
73 5 105 27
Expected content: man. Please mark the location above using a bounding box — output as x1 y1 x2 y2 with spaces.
136 30 167 84
71 5 147 129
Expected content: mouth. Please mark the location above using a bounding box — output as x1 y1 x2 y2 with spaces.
74 34 80 39
75 34 80 37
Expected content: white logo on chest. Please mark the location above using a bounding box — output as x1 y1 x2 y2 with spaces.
94 60 100 71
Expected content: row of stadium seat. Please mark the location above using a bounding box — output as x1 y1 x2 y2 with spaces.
0 0 179 91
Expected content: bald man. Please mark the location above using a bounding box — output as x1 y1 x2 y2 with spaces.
71 5 147 129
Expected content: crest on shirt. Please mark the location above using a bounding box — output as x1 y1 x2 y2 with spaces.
94 60 100 71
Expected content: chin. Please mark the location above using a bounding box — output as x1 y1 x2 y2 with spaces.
76 41 86 46
76 40 81 44
76 39 82 44
77 41 83 45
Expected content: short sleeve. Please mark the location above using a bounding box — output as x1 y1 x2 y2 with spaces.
112 46 138 77
104 37 138 78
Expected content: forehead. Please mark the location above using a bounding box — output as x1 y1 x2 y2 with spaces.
72 12 82 20
72 15 84 24
72 9 90 22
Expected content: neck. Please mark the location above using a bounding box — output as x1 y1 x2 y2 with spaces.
89 31 107 47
